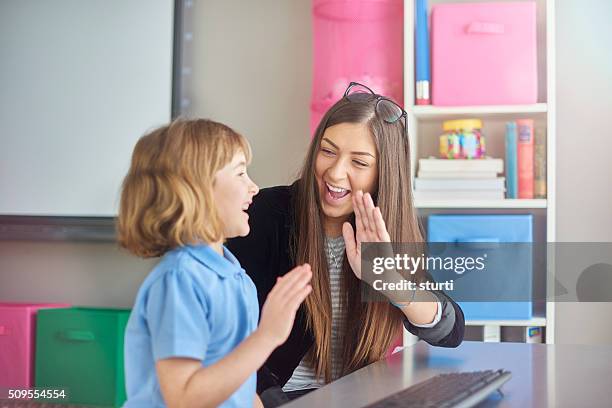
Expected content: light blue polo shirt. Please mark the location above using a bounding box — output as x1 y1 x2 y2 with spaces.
123 244 259 408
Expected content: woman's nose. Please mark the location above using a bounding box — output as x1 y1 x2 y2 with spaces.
327 157 349 180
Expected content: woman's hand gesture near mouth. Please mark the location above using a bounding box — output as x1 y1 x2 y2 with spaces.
342 190 391 280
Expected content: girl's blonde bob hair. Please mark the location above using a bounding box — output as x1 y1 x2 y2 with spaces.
117 118 251 258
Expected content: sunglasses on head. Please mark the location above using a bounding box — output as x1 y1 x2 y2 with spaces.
343 82 408 135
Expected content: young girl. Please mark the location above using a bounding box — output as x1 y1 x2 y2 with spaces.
117 119 312 408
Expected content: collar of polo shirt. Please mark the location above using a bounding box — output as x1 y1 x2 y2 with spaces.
184 244 245 279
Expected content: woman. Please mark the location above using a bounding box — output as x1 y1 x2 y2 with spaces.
228 82 464 406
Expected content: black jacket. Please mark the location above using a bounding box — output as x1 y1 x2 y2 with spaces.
227 183 465 393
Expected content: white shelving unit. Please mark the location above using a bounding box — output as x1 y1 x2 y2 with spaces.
412 103 548 119
403 0 556 344
466 316 547 327
415 199 547 209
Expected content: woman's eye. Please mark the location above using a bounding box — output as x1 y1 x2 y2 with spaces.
353 160 368 167
321 148 336 156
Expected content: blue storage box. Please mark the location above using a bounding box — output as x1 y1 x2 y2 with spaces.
427 214 533 320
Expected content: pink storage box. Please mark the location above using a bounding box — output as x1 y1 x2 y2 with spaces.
310 0 404 134
0 302 70 388
431 2 537 106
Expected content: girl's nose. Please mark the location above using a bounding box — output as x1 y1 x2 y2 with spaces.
250 179 259 196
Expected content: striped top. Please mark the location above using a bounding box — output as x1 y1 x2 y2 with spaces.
282 235 346 392
282 236 447 392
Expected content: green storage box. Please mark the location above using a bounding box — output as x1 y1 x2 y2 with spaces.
35 307 130 407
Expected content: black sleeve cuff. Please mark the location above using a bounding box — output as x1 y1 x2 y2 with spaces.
402 290 465 348
256 364 281 394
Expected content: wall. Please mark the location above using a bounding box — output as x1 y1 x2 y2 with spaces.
182 0 312 187
554 0 612 344
0 241 154 308
0 0 312 307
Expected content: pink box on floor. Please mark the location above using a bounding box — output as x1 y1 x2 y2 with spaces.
431 2 538 106
0 302 70 388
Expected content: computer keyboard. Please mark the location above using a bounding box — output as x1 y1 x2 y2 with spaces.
363 369 511 408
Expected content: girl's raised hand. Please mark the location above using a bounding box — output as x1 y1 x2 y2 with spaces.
342 190 391 280
257 264 312 348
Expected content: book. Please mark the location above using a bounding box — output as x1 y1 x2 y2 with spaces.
526 326 543 344
417 171 498 179
516 119 535 198
534 126 547 198
414 190 505 200
414 177 505 191
505 122 518 198
415 0 430 105
418 158 504 173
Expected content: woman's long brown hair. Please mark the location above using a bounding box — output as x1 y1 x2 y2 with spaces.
293 96 424 382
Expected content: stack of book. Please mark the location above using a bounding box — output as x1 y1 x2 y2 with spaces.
414 157 505 200
505 119 547 199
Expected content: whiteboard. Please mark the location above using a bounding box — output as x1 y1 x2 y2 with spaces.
0 0 174 216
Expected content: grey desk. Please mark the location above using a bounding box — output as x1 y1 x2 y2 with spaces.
284 341 612 408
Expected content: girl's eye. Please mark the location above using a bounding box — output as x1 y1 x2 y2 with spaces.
353 160 368 167
321 148 336 156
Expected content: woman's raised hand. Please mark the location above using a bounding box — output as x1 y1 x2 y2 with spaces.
257 264 312 348
342 190 391 280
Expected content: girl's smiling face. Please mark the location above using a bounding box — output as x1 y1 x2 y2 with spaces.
314 122 378 233
213 151 259 239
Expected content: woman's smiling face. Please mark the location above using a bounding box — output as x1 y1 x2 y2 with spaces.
314 122 378 229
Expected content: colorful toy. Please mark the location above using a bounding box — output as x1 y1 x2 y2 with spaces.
439 119 485 159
